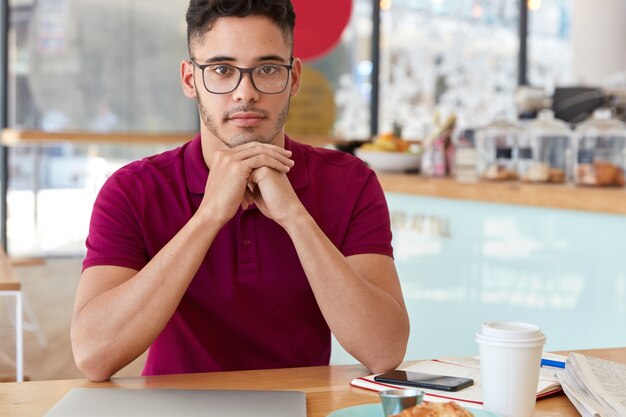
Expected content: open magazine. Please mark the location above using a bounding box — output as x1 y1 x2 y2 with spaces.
555 353 626 417
350 355 564 410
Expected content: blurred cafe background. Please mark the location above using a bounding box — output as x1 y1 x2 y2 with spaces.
1 0 625 381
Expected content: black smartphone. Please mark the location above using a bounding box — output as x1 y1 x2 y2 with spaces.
374 370 474 392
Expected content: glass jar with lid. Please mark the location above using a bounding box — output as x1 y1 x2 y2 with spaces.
476 119 519 181
519 109 572 183
574 108 626 187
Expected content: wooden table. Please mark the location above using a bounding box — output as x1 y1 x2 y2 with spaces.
1 347 623 416
0 248 22 382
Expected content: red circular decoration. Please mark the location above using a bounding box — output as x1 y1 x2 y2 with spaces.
291 0 352 61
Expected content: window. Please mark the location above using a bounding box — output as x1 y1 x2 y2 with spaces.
378 0 520 137
9 0 194 132
7 0 195 256
527 0 573 93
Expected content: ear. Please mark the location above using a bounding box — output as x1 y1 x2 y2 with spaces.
289 57 302 97
181 60 198 99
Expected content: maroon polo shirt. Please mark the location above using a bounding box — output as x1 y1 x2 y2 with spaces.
83 134 393 376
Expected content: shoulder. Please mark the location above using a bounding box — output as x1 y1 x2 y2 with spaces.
120 143 186 176
106 142 188 188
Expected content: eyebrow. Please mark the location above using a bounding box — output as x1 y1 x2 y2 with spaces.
256 55 289 63
199 55 289 64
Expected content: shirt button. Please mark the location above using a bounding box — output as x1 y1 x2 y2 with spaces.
243 238 251 247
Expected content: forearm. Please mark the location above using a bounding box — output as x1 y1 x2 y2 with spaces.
282 210 409 373
71 213 223 381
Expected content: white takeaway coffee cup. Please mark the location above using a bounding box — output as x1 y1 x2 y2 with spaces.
476 321 546 417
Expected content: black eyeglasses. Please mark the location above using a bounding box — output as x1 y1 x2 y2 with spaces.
190 57 294 94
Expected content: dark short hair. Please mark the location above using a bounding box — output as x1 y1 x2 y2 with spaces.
186 0 296 54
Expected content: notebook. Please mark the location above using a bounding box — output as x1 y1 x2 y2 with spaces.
350 356 563 409
44 388 307 417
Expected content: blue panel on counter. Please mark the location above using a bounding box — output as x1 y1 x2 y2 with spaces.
330 192 626 364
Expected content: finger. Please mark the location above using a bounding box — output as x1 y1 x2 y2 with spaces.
230 143 293 163
232 141 293 158
244 154 294 173
219 147 294 172
249 166 286 184
241 187 255 210
210 148 293 179
239 149 294 168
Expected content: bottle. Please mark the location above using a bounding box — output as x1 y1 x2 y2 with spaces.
422 114 456 177
454 128 478 182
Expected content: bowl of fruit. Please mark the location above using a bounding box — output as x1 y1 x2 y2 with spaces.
355 133 422 172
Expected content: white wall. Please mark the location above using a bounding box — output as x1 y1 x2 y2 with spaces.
572 0 626 84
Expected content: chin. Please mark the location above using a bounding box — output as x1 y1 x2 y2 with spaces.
227 133 274 147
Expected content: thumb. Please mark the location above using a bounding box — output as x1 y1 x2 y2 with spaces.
241 184 255 209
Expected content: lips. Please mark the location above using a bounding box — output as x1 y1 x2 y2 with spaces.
228 112 266 127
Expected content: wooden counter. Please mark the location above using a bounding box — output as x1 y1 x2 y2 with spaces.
377 174 626 216
3 129 625 216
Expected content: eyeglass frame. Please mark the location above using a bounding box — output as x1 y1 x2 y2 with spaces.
189 57 295 95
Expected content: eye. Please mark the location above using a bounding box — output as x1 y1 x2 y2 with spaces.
209 65 236 76
256 65 280 76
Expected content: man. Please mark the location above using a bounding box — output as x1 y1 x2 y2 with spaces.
71 0 409 382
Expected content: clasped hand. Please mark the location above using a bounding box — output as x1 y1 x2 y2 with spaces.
199 142 302 226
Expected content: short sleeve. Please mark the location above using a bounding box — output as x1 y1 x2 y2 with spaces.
340 170 394 258
83 171 149 271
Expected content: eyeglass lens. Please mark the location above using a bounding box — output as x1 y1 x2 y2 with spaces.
203 64 290 94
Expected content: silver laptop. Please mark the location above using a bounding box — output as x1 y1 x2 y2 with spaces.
44 388 307 417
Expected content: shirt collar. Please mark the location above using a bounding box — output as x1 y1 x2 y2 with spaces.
185 134 308 195
184 134 208 195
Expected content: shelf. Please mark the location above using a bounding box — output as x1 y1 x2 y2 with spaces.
1 129 194 145
0 129 339 149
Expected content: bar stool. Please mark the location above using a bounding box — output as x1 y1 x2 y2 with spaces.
0 254 23 382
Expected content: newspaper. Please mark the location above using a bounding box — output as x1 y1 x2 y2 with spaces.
555 353 626 417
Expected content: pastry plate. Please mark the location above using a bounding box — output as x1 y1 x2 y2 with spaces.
354 149 421 172
326 403 501 417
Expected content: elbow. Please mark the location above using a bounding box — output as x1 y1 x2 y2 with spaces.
76 360 114 383
73 348 115 382
71 330 115 382
367 352 405 375
367 317 410 374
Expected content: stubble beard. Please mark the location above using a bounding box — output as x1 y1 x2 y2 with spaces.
197 94 290 149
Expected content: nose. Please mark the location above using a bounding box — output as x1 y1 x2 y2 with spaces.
232 73 260 102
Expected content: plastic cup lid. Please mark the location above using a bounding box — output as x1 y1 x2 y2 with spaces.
478 321 545 341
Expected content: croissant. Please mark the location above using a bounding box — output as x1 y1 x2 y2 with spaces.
391 401 473 417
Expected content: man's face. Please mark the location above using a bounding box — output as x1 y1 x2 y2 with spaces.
184 16 300 148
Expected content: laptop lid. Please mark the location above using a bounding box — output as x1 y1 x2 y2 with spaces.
44 388 307 417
